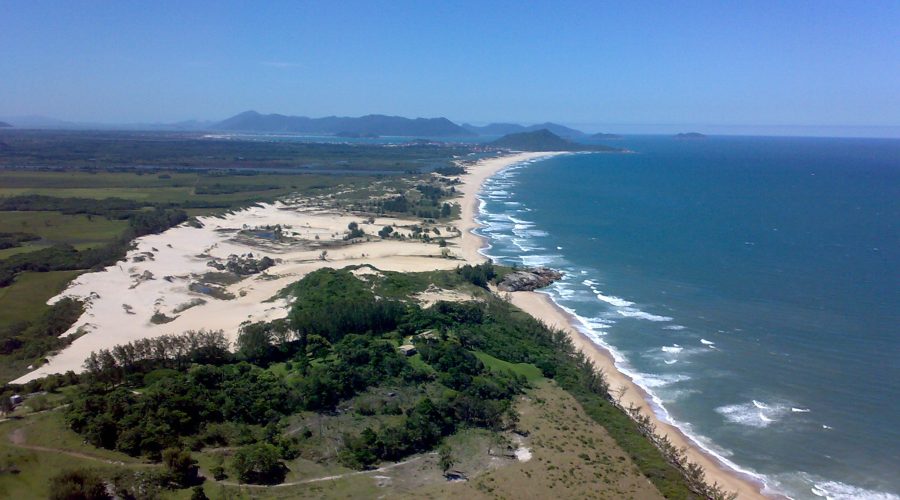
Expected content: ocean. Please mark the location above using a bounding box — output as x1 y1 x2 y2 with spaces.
475 136 899 499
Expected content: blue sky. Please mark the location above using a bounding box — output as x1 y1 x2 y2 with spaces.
2 0 898 135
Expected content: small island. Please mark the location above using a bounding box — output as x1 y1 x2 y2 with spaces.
675 132 707 139
0 121 12 128
490 129 620 152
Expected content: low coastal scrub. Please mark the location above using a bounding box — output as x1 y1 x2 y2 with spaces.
7 267 730 497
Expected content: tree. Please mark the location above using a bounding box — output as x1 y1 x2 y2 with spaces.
163 447 199 487
346 221 365 239
438 444 455 477
190 486 210 500
232 443 287 485
0 395 13 416
49 469 110 500
378 225 394 238
210 454 227 480
236 322 273 362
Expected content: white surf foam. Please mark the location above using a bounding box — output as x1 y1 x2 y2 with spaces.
595 292 635 308
810 479 900 500
716 400 790 428
662 345 683 354
636 373 691 388
791 407 811 413
520 254 559 267
700 338 715 346
473 156 786 498
617 308 673 322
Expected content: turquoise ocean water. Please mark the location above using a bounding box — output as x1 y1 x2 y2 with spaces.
474 136 899 499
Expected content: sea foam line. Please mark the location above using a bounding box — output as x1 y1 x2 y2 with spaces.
473 154 776 497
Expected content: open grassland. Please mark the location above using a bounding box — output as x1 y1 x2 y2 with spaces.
0 407 155 499
473 351 544 382
0 211 128 244
0 271 83 382
0 271 82 329
0 170 369 207
412 380 663 500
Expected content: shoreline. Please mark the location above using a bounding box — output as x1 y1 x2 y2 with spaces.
458 152 769 499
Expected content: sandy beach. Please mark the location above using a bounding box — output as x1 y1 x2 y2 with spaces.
17 151 766 497
458 153 769 498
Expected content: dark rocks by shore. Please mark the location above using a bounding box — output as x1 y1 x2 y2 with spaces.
497 267 563 292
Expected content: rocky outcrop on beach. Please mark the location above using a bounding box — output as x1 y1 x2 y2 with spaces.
497 267 563 292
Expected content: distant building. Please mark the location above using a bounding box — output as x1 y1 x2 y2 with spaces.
398 344 417 356
10 394 23 405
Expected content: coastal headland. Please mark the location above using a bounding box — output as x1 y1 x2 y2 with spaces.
11 151 764 498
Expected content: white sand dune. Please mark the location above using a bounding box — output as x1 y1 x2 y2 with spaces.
13 150 764 498
14 154 539 384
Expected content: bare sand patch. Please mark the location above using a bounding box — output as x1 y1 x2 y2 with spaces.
413 285 474 308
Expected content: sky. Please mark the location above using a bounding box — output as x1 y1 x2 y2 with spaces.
2 0 899 136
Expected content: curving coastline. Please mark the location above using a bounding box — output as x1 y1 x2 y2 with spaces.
457 152 770 499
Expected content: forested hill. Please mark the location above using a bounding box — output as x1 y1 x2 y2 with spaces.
461 122 585 138
215 111 474 137
490 129 620 152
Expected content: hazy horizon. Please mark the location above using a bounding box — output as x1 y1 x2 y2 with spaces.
2 1 899 138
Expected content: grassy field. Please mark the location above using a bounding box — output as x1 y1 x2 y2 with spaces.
0 270 83 382
0 211 128 245
473 350 544 382
0 406 155 499
0 170 369 206
414 380 663 500
0 270 82 329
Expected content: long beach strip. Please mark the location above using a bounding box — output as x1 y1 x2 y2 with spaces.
457 152 769 499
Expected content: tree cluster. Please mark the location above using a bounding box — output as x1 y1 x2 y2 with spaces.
456 262 496 288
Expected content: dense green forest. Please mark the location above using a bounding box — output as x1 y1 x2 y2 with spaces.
0 266 733 498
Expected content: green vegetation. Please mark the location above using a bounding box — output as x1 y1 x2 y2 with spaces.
0 271 85 381
0 141 413 381
1 266 728 497
473 351 543 382
0 211 128 244
0 129 470 171
49 469 110 500
490 129 620 152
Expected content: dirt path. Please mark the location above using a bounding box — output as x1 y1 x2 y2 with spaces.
215 452 436 488
7 426 156 467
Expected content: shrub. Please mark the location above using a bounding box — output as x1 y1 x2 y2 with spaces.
49 469 110 500
232 443 286 485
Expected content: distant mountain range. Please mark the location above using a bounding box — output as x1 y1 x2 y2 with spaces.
675 132 706 139
489 129 619 152
0 121 11 128
214 111 474 137
0 111 609 139
462 121 585 138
